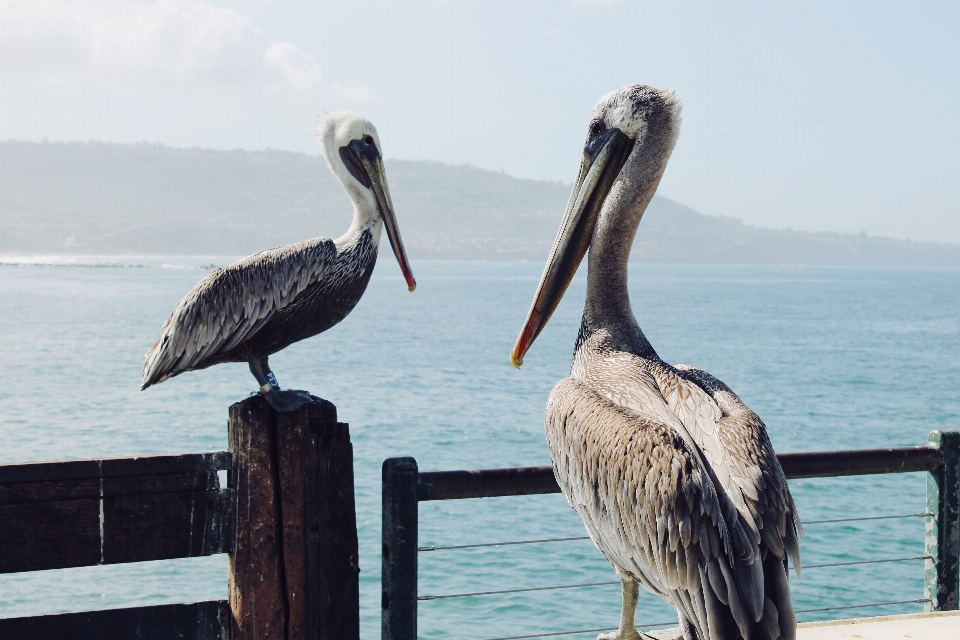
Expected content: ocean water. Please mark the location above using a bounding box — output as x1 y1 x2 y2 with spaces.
0 258 958 639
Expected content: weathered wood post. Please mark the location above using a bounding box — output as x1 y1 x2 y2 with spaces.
381 457 419 640
228 395 360 639
925 429 960 611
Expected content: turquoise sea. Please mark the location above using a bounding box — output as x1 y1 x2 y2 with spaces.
1 258 958 639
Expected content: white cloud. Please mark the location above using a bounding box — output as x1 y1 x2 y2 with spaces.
0 0 381 153
265 42 321 91
0 0 319 91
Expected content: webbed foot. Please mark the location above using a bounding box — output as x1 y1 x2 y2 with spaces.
261 389 320 412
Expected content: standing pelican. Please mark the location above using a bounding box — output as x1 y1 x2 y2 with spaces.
512 86 801 640
142 112 415 412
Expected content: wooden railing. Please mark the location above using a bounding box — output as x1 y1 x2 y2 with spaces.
0 396 360 640
3 414 957 640
381 430 960 640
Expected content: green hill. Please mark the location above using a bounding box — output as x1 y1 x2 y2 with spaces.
2 140 957 267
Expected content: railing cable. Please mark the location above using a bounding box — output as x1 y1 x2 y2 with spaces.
795 598 930 614
801 554 930 570
420 513 933 553
422 554 929 601
803 512 932 525
419 536 590 552
418 580 618 601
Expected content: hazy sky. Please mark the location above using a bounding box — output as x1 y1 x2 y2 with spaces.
2 1 958 243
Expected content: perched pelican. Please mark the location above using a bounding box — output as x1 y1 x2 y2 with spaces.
512 86 801 640
141 112 415 412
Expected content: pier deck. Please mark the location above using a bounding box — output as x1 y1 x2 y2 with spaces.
644 611 959 640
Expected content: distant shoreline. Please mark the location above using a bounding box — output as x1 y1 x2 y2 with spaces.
2 255 958 271
3 140 959 267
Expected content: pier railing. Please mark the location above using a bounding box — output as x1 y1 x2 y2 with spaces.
0 396 360 640
2 417 957 639
381 429 960 640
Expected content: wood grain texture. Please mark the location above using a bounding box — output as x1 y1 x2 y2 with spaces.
313 410 360 640
228 395 358 640
0 488 233 573
0 452 230 484
0 470 219 505
229 395 287 640
277 408 308 639
0 601 230 640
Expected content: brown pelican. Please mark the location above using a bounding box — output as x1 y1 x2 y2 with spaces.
511 86 801 640
141 112 415 412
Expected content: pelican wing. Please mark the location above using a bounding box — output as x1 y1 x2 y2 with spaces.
672 365 802 569
141 238 337 389
546 377 771 640
587 355 800 572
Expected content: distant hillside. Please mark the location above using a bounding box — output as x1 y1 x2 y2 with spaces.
2 140 958 267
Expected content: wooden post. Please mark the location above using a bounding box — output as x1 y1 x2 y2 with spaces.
381 457 419 640
926 429 960 611
228 395 360 640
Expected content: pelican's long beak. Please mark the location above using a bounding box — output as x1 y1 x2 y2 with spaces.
511 128 634 368
360 154 417 292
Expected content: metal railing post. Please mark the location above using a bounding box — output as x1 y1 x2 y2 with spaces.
382 457 419 640
925 429 959 611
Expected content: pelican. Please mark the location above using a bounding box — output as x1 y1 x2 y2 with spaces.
512 86 801 640
141 112 415 412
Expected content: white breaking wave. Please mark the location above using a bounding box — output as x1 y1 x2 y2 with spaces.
0 255 237 269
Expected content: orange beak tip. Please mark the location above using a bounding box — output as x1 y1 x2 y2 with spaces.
510 352 523 369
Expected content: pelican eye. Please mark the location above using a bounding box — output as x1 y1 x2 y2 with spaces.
363 135 374 146
589 121 605 137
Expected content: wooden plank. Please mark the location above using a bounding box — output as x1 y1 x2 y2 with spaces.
302 409 322 640
382 457 419 640
0 498 101 572
925 429 960 611
779 446 941 479
418 465 558 500
313 412 360 640
228 396 286 639
277 408 310 639
415 446 945 501
0 451 230 485
104 489 233 564
0 471 219 505
0 489 233 573
0 600 229 639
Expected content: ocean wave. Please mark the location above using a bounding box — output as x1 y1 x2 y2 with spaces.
0 255 234 269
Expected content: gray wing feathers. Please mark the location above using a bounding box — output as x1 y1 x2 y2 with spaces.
141 239 336 388
548 373 798 640
674 364 803 573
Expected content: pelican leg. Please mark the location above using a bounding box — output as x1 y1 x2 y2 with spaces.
249 356 279 392
677 613 698 640
598 577 641 640
248 356 317 412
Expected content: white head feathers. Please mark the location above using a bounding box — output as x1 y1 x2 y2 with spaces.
592 85 682 145
316 111 382 188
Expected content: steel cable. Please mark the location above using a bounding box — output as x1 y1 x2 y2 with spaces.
420 512 931 553
418 580 618 601
420 555 930 601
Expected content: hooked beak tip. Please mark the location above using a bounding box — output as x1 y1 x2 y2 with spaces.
510 351 523 369
408 281 417 293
